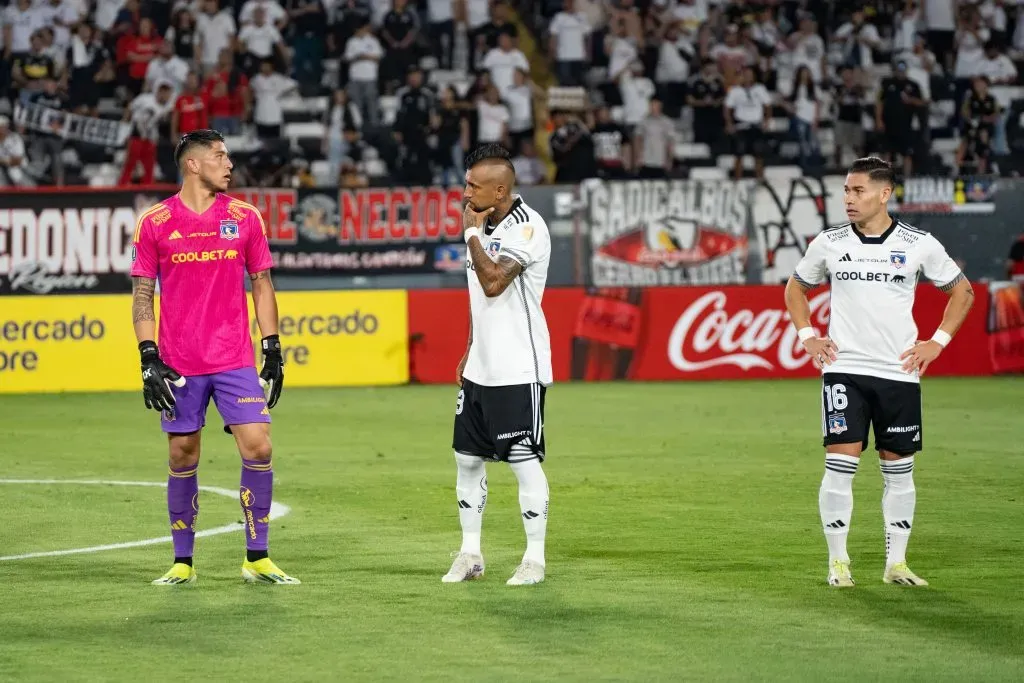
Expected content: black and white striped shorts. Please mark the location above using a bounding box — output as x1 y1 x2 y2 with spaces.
453 379 547 463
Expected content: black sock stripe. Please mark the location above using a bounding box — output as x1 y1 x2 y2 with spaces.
825 464 858 474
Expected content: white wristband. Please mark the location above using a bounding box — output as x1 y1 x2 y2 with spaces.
797 327 816 342
931 330 952 348
464 227 481 243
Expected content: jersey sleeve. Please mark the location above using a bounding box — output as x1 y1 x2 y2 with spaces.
130 212 159 279
499 221 546 268
920 235 964 291
244 207 274 274
792 232 829 288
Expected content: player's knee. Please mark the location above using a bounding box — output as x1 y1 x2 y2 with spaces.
168 438 201 469
240 436 273 462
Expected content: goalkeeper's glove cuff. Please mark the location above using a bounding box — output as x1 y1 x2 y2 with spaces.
262 334 283 358
139 340 159 361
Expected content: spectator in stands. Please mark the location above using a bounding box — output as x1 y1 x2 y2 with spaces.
13 31 59 107
239 6 287 75
5 0 43 63
67 23 114 116
329 0 372 65
655 20 690 118
478 1 519 64
902 33 939 73
686 59 725 147
620 62 655 130
27 78 66 185
505 68 539 154
38 0 79 52
94 0 123 34
380 0 420 93
835 9 881 82
711 24 753 87
924 0 957 71
591 104 631 178
959 75 999 169
955 3 990 79
39 26 67 75
429 86 468 186
512 139 546 185
979 0 1008 46
426 0 455 70
287 0 327 94
549 0 592 88
394 65 434 171
204 48 250 134
250 58 298 139
120 82 173 185
833 66 866 166
634 97 674 178
783 64 820 169
605 16 640 102
196 0 237 74
608 0 644 47
893 0 923 55
466 0 493 67
324 88 362 183
0 115 31 187
339 127 369 187
724 66 771 180
876 60 926 177
171 72 209 140
344 20 383 128
476 84 510 146
240 0 289 29
112 0 142 40
483 29 530 94
118 17 162 96
549 109 592 182
165 8 198 63
979 39 1018 83
145 41 189 96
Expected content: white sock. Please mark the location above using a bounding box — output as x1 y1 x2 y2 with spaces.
820 453 859 563
880 456 916 567
454 451 487 557
509 458 548 566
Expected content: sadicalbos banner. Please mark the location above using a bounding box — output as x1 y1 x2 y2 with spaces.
0 291 408 393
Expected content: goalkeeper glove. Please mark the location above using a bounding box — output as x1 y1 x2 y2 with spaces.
139 341 185 412
259 334 284 409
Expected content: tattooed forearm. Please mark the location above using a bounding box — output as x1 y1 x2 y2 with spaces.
132 277 156 323
250 270 272 282
467 237 523 297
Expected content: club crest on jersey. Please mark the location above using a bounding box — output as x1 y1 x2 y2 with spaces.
889 250 907 269
486 240 501 258
219 220 240 241
828 414 848 435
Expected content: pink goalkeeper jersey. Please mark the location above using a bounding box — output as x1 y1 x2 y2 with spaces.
130 193 274 376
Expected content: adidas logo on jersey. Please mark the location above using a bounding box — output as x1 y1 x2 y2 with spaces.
169 230 182 240
839 253 852 262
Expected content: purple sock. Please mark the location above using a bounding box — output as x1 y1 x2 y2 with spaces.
240 459 273 552
168 464 199 558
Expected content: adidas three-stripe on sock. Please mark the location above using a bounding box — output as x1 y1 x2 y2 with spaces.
820 453 859 563
880 456 916 567
454 451 487 556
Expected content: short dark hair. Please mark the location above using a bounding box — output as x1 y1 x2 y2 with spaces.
464 143 514 175
848 156 895 188
175 129 226 168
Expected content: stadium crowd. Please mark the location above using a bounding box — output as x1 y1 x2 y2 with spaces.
0 0 1023 187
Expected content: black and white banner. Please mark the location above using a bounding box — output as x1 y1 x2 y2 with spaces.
14 103 132 148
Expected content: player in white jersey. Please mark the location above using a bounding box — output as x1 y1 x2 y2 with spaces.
784 157 975 588
443 144 553 587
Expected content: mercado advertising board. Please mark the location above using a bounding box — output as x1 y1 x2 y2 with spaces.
0 187 175 295
230 186 468 276
0 290 408 393
582 178 752 286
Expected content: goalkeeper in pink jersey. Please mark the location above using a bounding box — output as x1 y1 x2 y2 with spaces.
130 129 298 586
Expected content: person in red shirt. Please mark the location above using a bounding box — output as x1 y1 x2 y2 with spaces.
172 72 209 140
117 17 163 95
203 48 250 135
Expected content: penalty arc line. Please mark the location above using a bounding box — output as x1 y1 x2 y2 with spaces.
0 479 291 562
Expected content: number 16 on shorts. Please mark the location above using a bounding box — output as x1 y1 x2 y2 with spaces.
823 382 849 437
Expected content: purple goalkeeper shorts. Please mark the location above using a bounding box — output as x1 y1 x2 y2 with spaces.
161 367 271 434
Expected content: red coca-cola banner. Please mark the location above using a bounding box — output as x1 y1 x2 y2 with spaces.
988 282 1024 373
407 284 993 383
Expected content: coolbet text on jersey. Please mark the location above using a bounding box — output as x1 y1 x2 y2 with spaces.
793 219 963 383
463 196 554 387
130 193 274 376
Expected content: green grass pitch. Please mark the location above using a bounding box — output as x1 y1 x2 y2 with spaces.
1 378 1022 682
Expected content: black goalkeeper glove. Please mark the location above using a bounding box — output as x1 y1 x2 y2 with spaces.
139 341 185 412
259 334 284 409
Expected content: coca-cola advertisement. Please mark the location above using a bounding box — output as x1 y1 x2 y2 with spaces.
584 179 752 286
988 281 1024 374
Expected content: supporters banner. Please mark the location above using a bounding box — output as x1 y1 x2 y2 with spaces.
987 281 1024 374
231 186 468 275
406 284 991 383
0 187 175 295
14 103 133 147
583 178 752 286
0 290 407 393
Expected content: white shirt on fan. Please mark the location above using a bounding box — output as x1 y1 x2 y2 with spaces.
427 0 453 23
464 196 553 387
725 83 772 126
476 100 510 142
482 47 530 93
3 4 47 53
793 220 963 383
239 0 287 26
239 23 282 58
549 11 591 61
250 72 297 125
345 34 383 82
196 10 238 67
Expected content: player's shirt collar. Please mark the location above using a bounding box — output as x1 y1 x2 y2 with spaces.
484 195 524 235
851 217 897 245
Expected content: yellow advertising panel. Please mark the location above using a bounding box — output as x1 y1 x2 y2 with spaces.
0 290 408 394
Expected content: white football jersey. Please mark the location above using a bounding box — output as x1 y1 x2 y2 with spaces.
464 196 553 387
794 219 964 383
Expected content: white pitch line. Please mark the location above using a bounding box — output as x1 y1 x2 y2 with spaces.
0 479 291 562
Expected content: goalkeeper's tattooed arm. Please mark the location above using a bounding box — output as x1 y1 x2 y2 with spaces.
250 269 284 408
250 269 279 337
132 276 157 342
466 237 523 297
